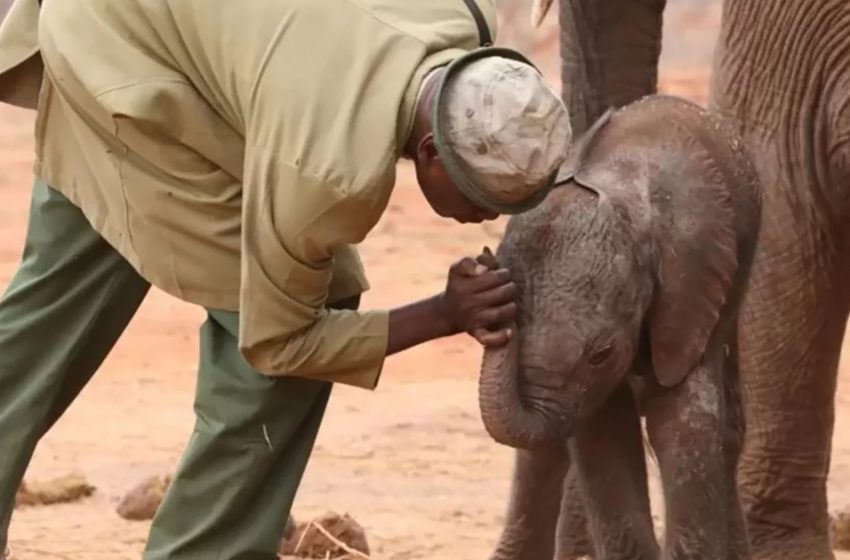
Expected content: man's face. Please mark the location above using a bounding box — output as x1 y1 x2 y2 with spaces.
414 135 498 224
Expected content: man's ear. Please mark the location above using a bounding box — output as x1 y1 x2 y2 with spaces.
416 132 439 163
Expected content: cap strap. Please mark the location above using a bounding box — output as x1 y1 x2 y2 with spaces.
460 0 493 47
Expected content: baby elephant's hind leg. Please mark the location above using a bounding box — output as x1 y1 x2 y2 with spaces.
722 332 750 560
555 467 593 559
644 343 748 560
567 383 659 560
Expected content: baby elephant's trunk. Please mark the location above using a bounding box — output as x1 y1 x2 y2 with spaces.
478 333 559 450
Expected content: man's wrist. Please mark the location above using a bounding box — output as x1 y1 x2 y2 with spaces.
427 292 459 339
386 294 459 357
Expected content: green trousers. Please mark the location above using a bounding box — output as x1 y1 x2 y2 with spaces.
0 180 350 559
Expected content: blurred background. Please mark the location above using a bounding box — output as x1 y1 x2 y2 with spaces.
2 1 850 559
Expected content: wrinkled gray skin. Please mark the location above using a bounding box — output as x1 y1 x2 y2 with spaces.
481 94 761 560
487 1 850 559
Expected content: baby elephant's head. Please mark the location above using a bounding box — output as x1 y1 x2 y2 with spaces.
478 97 760 451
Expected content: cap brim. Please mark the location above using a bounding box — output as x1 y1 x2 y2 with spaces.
432 47 558 216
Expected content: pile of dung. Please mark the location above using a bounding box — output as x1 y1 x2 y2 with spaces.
116 473 172 521
279 511 370 559
15 473 95 507
832 511 850 551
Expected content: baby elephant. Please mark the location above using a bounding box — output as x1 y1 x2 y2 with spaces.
480 95 761 560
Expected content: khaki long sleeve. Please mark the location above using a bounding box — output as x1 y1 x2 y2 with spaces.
3 0 497 388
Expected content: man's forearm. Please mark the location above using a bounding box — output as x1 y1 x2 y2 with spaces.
386 294 457 356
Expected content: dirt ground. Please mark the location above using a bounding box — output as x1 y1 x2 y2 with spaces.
4 2 850 559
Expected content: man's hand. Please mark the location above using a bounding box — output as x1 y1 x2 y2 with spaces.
385 246 516 358
437 246 517 348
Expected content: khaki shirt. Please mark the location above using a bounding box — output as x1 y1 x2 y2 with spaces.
0 0 497 389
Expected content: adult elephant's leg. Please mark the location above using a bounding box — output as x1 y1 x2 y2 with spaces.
707 5 850 556
712 133 847 559
558 0 667 134
734 221 846 560
489 449 569 560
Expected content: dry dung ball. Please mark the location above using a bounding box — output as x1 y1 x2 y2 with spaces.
116 474 172 521
15 473 95 507
279 511 369 558
832 511 850 551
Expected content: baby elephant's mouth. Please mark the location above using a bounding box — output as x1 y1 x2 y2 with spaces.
522 388 580 440
521 364 582 427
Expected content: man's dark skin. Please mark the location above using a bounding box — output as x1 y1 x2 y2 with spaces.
387 67 518 356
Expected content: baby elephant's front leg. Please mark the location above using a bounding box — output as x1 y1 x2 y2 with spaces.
568 383 659 560
644 346 746 560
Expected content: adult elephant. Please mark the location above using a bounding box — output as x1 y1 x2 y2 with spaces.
487 1 850 559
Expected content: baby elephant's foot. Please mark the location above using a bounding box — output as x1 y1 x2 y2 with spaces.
555 536 594 560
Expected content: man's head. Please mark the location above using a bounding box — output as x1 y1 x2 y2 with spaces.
406 50 571 224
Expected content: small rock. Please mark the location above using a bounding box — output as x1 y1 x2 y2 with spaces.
116 474 172 521
279 511 369 558
15 473 95 507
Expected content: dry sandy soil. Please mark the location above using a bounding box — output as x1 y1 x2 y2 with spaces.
3 2 850 559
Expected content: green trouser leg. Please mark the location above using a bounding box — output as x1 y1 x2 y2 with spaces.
144 303 356 560
0 180 151 551
0 179 343 558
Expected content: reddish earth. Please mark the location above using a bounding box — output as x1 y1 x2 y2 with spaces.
4 2 850 558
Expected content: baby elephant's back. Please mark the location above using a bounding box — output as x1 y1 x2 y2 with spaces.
631 95 759 235
579 95 763 267
650 95 759 246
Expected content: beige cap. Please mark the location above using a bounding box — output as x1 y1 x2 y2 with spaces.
433 48 572 214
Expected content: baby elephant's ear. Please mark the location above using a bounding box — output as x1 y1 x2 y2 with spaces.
647 155 740 387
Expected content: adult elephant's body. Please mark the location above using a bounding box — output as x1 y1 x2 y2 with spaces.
712 4 850 557
490 0 850 559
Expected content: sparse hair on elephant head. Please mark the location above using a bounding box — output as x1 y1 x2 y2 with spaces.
478 95 761 451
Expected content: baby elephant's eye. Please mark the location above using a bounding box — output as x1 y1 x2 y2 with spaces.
585 335 615 366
